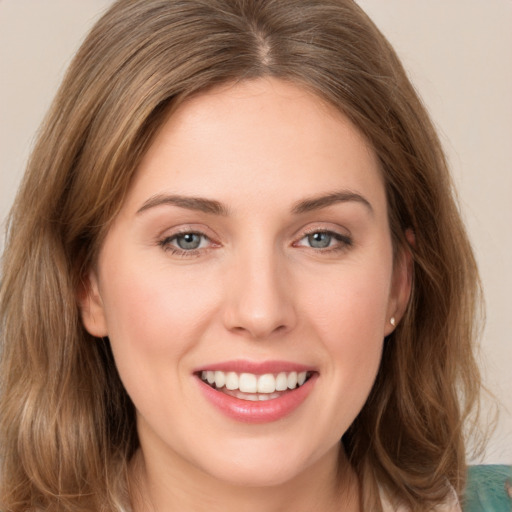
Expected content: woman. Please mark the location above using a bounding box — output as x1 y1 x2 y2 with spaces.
0 1 482 511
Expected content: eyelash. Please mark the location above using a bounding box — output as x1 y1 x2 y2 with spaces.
158 231 214 257
158 229 352 257
294 229 353 253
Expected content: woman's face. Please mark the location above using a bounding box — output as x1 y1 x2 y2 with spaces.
81 78 410 488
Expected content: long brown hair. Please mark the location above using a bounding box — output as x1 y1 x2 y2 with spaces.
0 1 483 510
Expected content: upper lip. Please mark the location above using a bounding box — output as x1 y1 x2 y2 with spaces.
193 360 317 375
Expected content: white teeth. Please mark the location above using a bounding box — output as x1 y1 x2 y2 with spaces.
275 372 288 391
225 390 282 402
200 369 311 394
239 373 257 393
225 372 239 390
287 371 298 389
257 374 276 393
214 370 225 389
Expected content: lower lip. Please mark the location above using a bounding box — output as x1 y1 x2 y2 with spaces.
196 374 317 424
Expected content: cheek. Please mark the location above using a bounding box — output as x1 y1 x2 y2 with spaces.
303 263 391 344
97 257 225 428
97 253 222 394
300 263 390 412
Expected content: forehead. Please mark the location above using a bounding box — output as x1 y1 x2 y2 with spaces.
123 78 385 215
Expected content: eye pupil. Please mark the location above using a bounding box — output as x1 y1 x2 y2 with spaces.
177 233 202 250
308 232 331 248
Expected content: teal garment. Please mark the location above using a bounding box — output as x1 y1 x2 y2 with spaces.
463 465 512 512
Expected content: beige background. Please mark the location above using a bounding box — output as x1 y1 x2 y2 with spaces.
0 1 510 463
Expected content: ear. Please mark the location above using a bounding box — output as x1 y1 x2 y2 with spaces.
77 270 108 337
384 232 414 336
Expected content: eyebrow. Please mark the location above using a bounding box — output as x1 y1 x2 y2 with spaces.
291 190 373 215
136 189 373 217
136 194 229 216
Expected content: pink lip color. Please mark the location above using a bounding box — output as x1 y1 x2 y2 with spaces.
196 372 318 424
195 360 314 375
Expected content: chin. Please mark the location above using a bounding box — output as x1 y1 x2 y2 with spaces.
207 462 306 489
195 439 335 489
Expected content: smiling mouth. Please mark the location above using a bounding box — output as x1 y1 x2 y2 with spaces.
198 370 314 402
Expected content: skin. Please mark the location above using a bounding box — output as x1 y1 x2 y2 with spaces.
81 78 412 512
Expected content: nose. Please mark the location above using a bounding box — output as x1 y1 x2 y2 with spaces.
222 245 297 340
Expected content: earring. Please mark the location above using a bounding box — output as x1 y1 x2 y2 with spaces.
390 317 396 327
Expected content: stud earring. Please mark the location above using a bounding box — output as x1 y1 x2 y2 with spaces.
390 317 396 327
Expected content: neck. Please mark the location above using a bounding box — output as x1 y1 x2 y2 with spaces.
129 444 360 512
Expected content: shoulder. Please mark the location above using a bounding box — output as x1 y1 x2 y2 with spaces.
380 486 461 512
432 487 462 512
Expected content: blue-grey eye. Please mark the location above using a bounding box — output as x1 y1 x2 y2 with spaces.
175 233 203 250
307 232 333 248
